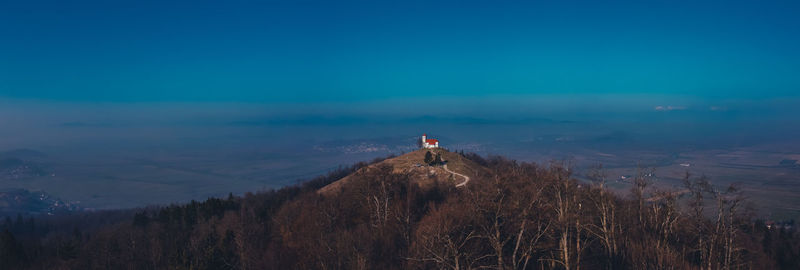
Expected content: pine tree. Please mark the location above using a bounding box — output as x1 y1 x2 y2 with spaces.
0 229 25 268
434 153 443 166
424 151 433 165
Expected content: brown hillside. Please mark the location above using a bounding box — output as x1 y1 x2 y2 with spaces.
318 148 488 195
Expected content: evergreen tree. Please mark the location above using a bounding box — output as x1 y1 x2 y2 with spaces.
424 151 433 165
0 229 25 268
434 153 443 166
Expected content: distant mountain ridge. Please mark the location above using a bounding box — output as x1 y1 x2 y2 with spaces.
0 160 47 180
0 149 47 160
0 188 80 217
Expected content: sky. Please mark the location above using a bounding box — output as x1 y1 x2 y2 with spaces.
2 0 799 103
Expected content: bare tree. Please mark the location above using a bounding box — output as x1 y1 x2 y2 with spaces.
648 189 681 269
683 172 714 269
586 164 621 269
511 184 551 270
715 184 746 270
410 202 480 270
631 166 655 226
469 176 511 269
547 162 587 270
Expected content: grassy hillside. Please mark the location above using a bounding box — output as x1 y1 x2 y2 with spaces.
318 148 489 194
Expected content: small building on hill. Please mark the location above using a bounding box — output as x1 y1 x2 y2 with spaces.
421 133 439 149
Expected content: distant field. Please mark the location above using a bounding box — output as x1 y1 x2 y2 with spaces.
562 146 800 221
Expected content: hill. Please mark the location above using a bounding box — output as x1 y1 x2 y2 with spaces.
0 152 799 269
0 158 48 180
0 189 80 216
318 148 488 194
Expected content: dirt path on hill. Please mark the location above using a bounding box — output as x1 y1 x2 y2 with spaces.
443 164 470 187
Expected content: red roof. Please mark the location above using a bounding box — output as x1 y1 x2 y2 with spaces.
425 139 438 144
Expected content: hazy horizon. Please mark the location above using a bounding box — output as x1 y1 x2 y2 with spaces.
2 95 799 217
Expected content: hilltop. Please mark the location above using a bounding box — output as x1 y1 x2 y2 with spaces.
318 148 488 195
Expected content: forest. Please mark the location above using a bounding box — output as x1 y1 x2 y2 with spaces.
1 152 799 269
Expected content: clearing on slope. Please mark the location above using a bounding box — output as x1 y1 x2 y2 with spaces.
318 148 488 195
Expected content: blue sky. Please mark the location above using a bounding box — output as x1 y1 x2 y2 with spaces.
1 0 799 103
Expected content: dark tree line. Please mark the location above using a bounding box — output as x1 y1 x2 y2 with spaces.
1 152 799 269
424 151 444 166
